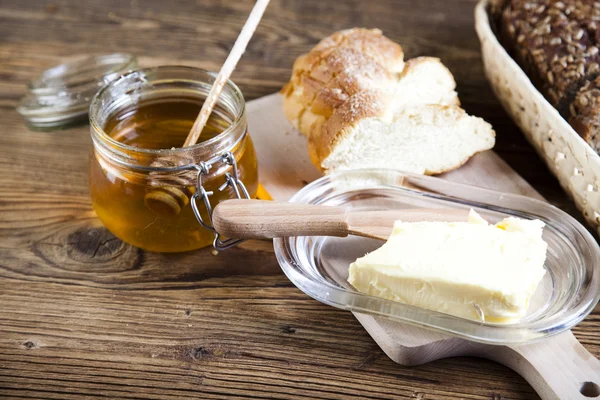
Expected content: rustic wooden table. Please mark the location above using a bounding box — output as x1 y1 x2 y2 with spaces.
1 0 598 399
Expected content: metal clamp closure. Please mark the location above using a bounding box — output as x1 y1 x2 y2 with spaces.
190 151 249 251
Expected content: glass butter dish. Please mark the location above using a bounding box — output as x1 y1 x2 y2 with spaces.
273 169 600 344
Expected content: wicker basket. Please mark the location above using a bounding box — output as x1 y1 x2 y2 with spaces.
475 0 600 234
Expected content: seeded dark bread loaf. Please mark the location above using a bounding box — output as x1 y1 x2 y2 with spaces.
570 76 600 152
498 0 600 151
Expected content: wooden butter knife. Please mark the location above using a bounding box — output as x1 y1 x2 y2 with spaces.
212 199 470 240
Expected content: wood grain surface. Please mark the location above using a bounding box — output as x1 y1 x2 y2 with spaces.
0 0 598 399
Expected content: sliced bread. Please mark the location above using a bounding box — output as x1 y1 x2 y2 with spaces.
391 57 460 110
282 28 496 175
310 95 495 174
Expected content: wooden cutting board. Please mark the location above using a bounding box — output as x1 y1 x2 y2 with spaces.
246 93 600 400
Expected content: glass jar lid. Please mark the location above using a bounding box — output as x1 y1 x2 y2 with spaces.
17 53 136 130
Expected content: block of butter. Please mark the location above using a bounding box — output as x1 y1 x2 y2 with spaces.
348 210 547 324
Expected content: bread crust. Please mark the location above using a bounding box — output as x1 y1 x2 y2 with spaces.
312 28 405 74
281 28 404 134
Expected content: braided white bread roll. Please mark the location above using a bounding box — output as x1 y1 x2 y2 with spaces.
282 28 495 175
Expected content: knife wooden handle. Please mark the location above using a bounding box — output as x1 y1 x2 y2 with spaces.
212 199 349 239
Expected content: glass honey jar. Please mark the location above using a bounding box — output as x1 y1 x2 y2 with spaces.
89 66 258 252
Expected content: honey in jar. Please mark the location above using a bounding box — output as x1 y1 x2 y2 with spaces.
89 66 258 252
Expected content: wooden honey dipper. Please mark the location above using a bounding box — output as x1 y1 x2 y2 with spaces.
144 0 270 215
